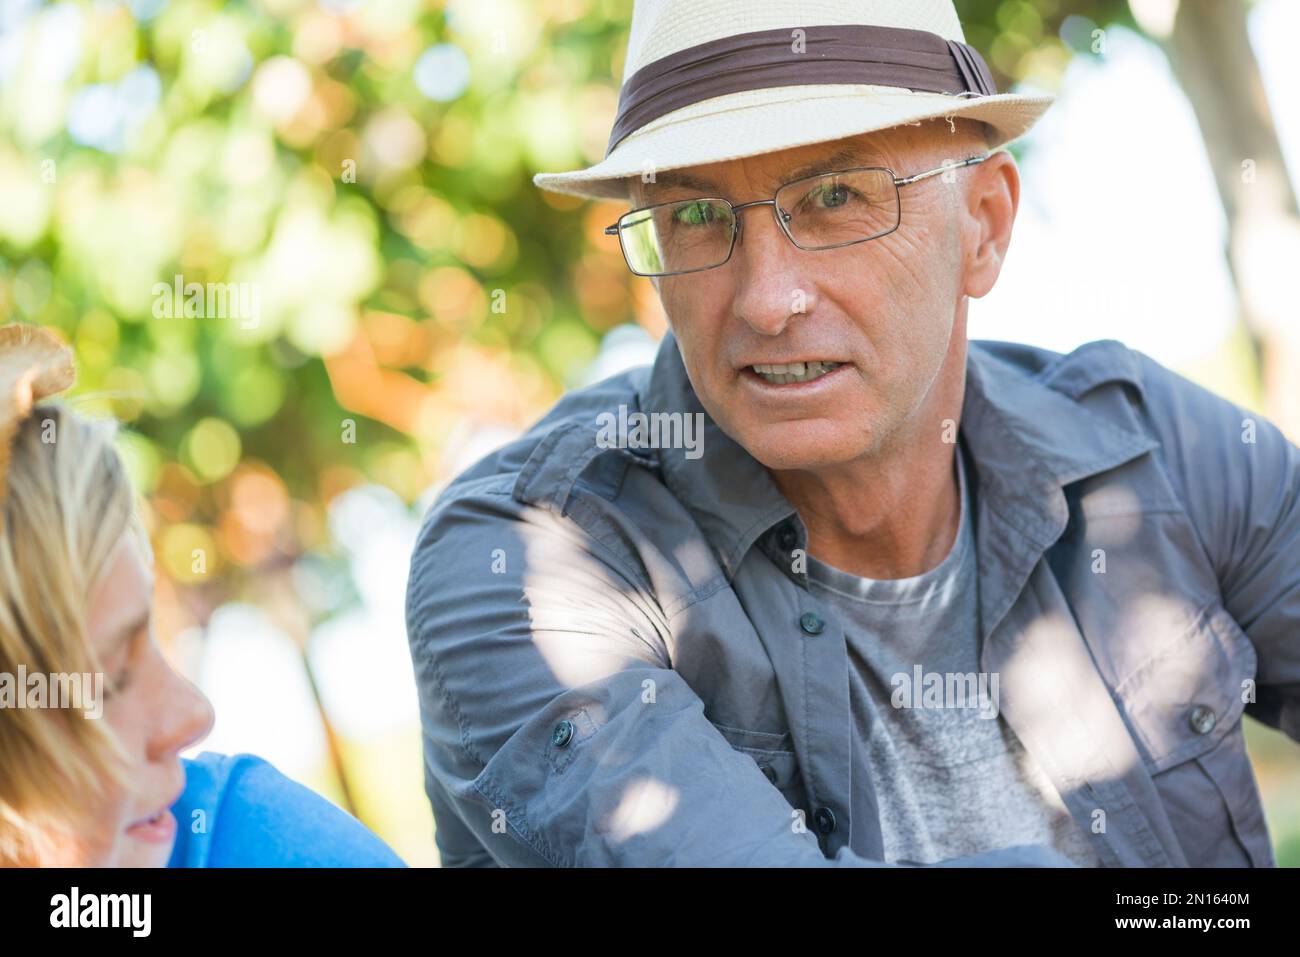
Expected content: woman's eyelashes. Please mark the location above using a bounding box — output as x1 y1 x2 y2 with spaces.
104 666 133 700
102 624 148 701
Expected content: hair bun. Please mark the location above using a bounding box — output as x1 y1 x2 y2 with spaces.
0 323 76 504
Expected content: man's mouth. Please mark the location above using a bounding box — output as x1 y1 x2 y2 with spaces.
748 361 844 385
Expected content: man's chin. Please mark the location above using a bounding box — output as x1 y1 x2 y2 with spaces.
736 425 873 473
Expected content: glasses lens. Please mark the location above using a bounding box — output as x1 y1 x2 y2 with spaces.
618 199 735 275
776 169 899 248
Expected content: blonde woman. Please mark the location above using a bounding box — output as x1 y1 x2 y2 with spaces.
0 323 403 867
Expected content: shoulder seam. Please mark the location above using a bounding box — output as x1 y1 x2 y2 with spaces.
1036 339 1149 402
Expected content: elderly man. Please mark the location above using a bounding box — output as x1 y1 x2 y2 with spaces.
406 0 1300 867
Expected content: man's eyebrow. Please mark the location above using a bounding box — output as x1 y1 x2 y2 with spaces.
780 144 885 184
641 143 885 201
641 168 720 197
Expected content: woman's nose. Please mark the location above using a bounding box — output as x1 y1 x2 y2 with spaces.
151 663 215 760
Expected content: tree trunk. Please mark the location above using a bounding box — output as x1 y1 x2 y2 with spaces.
1154 0 1300 439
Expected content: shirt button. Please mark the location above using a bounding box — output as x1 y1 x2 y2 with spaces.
814 806 837 835
1188 704 1217 735
551 719 575 748
760 764 778 784
799 612 824 635
776 522 798 551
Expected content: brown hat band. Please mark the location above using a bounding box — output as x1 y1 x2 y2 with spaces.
606 23 998 157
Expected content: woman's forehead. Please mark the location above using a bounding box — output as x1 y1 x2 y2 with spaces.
85 535 152 654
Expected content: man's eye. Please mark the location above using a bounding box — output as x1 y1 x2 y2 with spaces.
806 182 860 210
673 202 723 227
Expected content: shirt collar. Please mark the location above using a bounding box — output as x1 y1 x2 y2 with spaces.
642 329 1158 582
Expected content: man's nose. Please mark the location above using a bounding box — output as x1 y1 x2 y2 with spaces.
730 203 814 336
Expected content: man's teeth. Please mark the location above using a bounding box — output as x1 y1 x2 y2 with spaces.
750 361 842 384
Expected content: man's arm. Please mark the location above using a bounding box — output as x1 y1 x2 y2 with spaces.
1135 353 1300 742
406 476 1073 867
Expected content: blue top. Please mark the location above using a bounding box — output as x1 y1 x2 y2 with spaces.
167 751 406 868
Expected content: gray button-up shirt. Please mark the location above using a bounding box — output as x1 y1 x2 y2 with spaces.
405 331 1300 867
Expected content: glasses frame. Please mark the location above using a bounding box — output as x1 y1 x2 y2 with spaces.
603 153 992 277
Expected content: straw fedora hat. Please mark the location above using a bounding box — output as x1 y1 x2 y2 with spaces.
532 0 1054 202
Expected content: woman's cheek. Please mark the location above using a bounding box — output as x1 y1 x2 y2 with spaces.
60 738 138 866
37 817 124 867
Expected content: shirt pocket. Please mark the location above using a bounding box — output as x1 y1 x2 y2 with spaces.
1111 600 1274 866
708 720 801 795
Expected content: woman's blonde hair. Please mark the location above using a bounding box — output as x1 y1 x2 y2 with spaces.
0 400 148 863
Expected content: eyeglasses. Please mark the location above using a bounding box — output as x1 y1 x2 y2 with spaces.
603 154 991 277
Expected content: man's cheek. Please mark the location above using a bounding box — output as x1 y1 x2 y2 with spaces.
875 224 949 300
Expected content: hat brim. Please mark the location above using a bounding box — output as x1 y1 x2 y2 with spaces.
533 84 1054 202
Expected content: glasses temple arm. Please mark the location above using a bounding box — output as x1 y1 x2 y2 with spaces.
894 153 993 187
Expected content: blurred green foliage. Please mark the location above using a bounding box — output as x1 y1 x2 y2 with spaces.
0 1 1149 590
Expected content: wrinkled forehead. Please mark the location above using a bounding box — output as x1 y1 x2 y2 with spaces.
627 120 976 205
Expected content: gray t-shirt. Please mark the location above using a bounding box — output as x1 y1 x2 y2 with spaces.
805 449 1102 866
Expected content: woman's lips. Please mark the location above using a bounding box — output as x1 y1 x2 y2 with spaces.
124 807 178 844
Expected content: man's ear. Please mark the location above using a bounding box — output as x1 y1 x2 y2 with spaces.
961 150 1020 300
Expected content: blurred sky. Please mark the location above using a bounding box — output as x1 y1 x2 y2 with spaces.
972 0 1299 364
